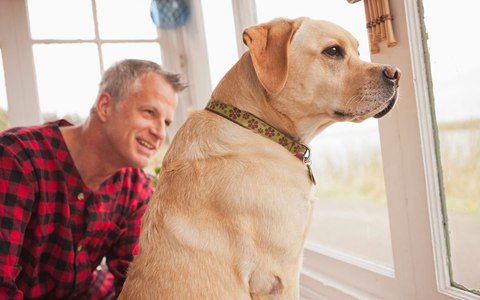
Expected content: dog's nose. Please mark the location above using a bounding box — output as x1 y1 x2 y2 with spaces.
383 66 401 81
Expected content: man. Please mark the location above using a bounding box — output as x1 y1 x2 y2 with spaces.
0 59 186 299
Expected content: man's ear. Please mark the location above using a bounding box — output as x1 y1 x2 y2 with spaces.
96 92 113 122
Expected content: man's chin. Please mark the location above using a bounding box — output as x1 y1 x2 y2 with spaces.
130 156 152 169
132 149 156 168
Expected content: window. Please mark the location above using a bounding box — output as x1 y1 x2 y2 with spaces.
26 0 162 123
422 0 480 294
201 0 238 90
32 43 100 123
255 0 394 268
16 0 168 174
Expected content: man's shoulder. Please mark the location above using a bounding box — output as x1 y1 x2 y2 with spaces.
1 120 67 143
0 120 71 160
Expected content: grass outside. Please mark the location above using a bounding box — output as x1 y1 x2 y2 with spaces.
313 120 480 215
0 108 8 132
313 145 387 204
439 124 480 214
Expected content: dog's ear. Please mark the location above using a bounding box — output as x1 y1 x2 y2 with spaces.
243 18 296 95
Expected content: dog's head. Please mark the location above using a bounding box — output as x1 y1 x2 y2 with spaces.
243 17 400 139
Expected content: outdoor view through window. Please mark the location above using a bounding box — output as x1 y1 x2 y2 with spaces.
27 0 161 124
423 0 480 293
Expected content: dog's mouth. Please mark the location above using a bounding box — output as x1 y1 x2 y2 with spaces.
373 95 397 119
373 78 400 118
333 91 398 121
333 110 352 118
333 92 397 119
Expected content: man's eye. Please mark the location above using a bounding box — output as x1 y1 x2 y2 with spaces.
323 46 343 58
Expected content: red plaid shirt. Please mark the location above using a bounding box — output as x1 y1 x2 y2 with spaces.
0 120 153 299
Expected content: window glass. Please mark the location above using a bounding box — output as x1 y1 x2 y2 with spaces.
27 0 163 175
95 0 157 40
422 0 480 293
255 0 393 267
101 43 162 70
27 0 95 39
201 0 238 89
32 44 100 123
28 0 162 125
0 50 8 131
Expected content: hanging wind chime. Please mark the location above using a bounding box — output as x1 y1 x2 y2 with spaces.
348 0 397 54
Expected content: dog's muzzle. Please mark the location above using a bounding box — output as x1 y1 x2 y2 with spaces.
374 66 401 119
374 96 396 118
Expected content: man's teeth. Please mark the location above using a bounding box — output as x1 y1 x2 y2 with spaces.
138 139 154 150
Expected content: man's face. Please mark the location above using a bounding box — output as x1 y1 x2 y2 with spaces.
104 72 178 169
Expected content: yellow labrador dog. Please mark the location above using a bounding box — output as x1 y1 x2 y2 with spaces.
119 17 400 299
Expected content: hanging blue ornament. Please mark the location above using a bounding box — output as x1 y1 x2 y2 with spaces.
150 0 190 29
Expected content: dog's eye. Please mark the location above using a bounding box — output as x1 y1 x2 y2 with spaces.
323 46 343 58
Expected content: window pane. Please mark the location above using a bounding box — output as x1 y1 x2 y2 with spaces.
422 0 480 293
309 121 392 265
27 0 95 39
33 44 100 123
96 0 157 40
101 43 162 70
255 1 393 267
201 0 238 89
0 50 9 131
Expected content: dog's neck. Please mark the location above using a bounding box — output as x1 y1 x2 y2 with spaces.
211 53 300 142
205 98 316 185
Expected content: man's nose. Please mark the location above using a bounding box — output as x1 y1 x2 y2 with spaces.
151 122 166 141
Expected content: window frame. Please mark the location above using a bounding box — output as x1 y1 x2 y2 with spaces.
0 0 41 126
301 0 479 299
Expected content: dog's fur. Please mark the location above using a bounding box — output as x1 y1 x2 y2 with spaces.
119 17 400 299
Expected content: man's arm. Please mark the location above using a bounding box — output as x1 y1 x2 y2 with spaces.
0 146 35 299
88 172 152 297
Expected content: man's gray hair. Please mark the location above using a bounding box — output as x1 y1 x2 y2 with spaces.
93 59 187 112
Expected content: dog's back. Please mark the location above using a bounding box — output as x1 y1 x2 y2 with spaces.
120 111 312 299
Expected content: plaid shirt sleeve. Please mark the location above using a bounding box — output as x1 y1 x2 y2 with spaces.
87 170 152 298
0 143 34 299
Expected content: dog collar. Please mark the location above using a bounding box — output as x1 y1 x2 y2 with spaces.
205 98 316 185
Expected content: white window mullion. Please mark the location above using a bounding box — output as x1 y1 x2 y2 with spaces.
231 0 257 57
0 0 41 126
161 0 211 137
403 0 451 294
90 0 103 73
372 1 439 297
